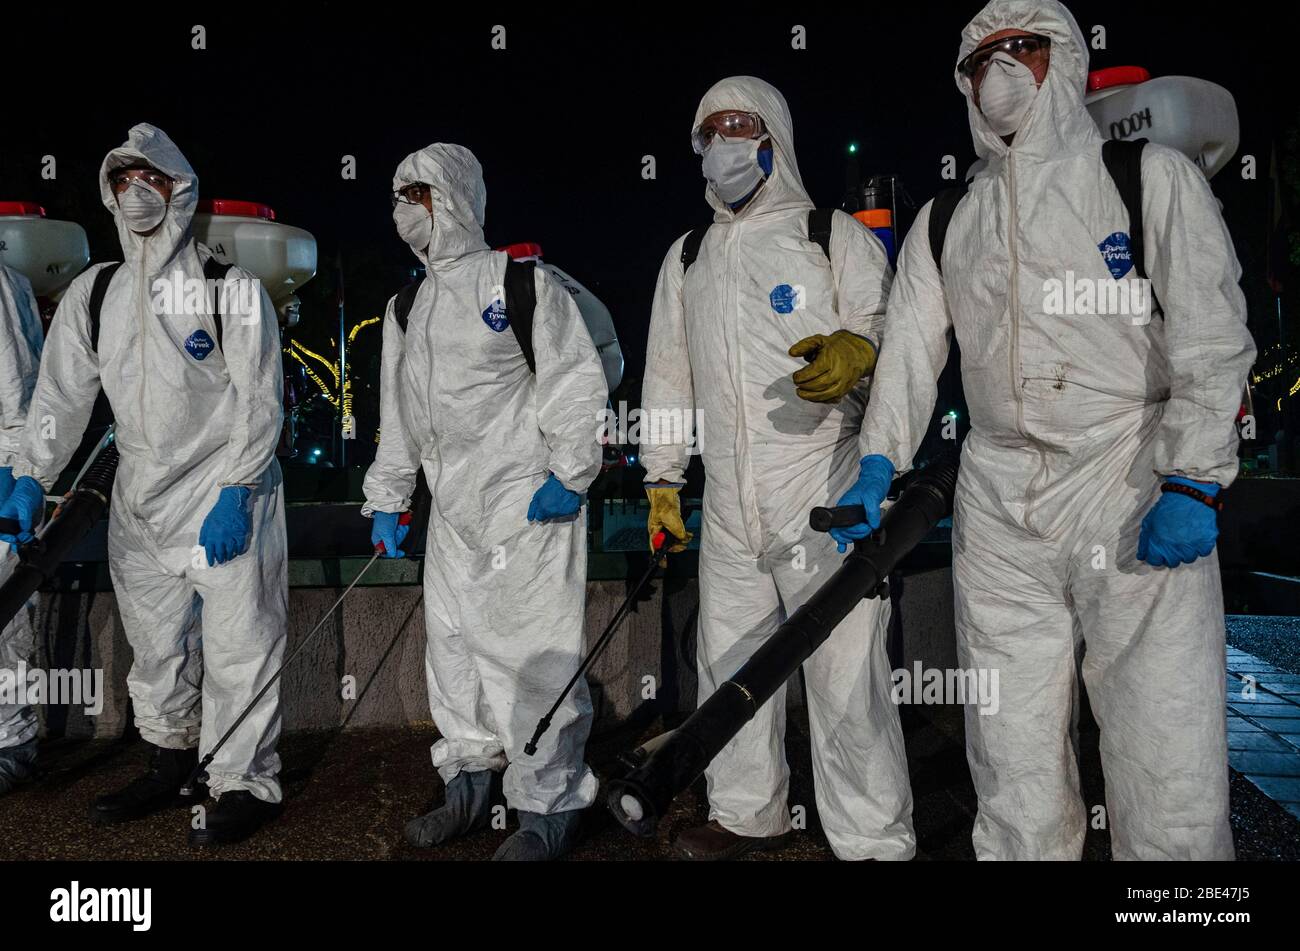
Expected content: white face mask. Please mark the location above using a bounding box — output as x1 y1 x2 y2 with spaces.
393 200 433 253
977 52 1041 137
702 135 766 204
117 179 168 233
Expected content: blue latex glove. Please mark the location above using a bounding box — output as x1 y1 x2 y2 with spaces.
1137 477 1220 568
0 467 13 508
371 511 410 559
829 455 896 553
198 486 252 567
527 473 582 523
0 476 45 545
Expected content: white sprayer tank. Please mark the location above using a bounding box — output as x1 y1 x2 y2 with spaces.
0 202 90 299
500 242 624 394
191 199 317 324
1085 66 1239 179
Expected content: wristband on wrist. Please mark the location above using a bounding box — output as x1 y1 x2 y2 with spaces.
1160 480 1223 511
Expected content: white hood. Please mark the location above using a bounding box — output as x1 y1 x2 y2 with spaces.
393 143 490 269
692 76 814 223
956 0 1101 164
99 123 201 276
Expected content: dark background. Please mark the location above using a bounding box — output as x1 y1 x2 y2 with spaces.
4 2 1296 472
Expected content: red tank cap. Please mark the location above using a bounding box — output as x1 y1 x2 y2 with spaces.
196 199 276 221
1088 66 1151 92
498 242 544 260
0 202 46 217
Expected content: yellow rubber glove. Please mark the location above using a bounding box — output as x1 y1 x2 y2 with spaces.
646 485 692 553
788 330 878 403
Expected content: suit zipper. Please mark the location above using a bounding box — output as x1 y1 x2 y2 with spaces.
1007 151 1046 531
1008 151 1025 438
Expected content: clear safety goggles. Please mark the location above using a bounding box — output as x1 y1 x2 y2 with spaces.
107 167 174 193
391 181 435 207
692 111 766 155
958 33 1051 80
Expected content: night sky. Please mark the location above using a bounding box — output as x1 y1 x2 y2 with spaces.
5 3 1293 465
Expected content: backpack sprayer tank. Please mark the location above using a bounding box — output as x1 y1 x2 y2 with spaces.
498 242 624 394
0 202 90 302
1085 66 1239 180
191 199 318 327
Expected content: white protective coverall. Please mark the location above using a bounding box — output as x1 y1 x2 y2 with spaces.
362 144 607 815
861 0 1255 859
14 124 288 802
0 264 44 751
641 77 915 860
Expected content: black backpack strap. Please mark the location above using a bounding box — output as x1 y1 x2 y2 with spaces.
680 226 708 273
928 185 970 276
808 208 835 261
393 278 424 334
1102 138 1149 279
87 262 123 354
504 258 538 374
203 256 235 351
1101 138 1161 316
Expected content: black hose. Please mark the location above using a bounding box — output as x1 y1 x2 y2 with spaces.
0 444 120 629
607 452 958 837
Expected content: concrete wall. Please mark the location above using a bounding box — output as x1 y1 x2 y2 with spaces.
32 568 957 740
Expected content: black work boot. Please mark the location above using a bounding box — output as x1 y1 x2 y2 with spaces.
188 790 284 847
673 820 793 861
90 744 206 825
0 738 39 796
403 769 503 848
491 808 585 861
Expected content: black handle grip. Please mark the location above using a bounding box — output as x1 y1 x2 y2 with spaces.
809 504 867 533
0 517 20 536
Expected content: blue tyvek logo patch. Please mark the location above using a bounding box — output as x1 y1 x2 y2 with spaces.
769 284 798 314
1098 232 1133 279
482 299 509 332
185 329 215 360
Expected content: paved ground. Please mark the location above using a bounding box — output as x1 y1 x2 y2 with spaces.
1226 615 1300 676
3 696 1298 860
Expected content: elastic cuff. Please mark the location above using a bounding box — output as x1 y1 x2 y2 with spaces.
1165 475 1221 496
549 471 589 495
853 332 879 357
10 468 47 491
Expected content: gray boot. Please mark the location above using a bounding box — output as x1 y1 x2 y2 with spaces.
0 738 38 796
403 769 501 848
492 808 584 861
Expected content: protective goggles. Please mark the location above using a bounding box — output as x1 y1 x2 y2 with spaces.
692 111 766 155
958 33 1051 80
107 166 174 192
391 182 434 207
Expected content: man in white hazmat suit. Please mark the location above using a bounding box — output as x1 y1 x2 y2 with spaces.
0 264 44 795
0 124 288 845
641 76 915 861
363 144 608 861
836 0 1255 859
